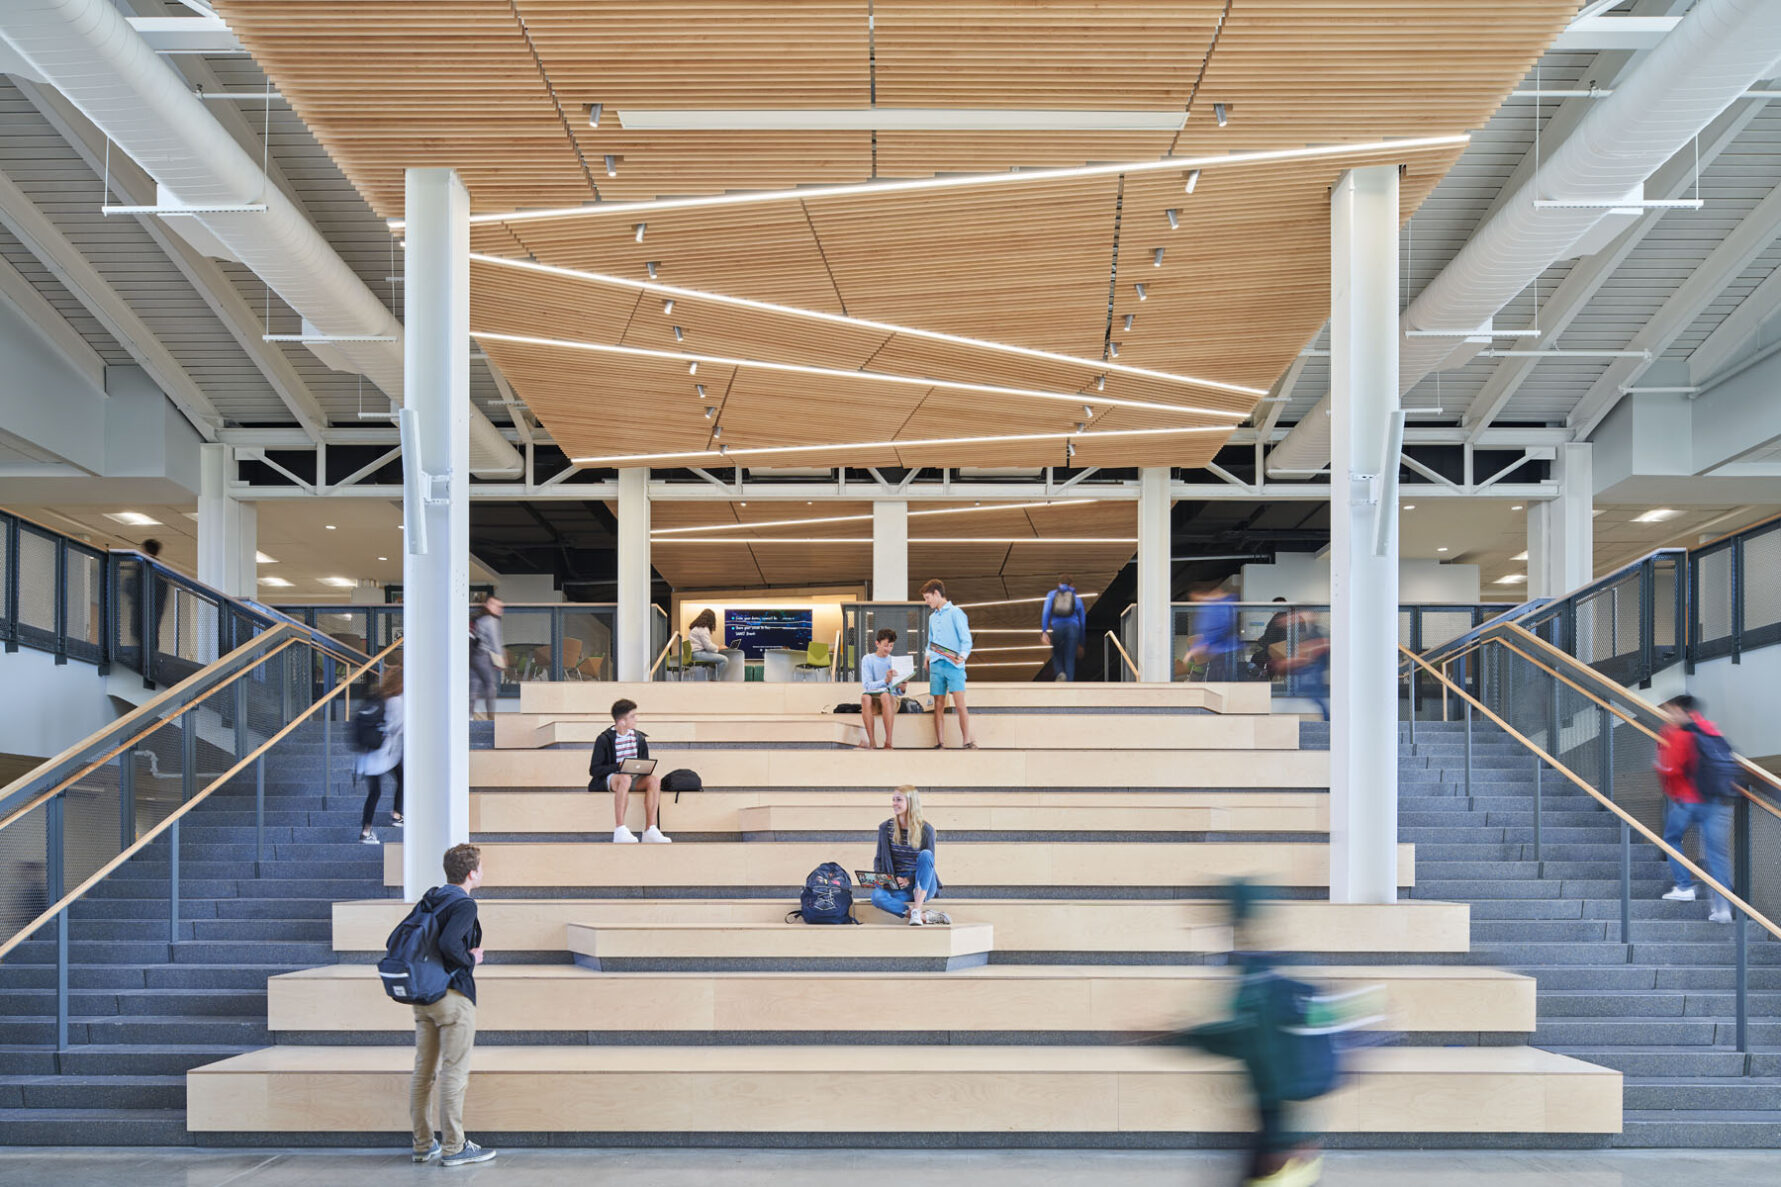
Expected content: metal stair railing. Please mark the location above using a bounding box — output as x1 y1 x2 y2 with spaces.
0 624 402 1050
1399 623 1781 1061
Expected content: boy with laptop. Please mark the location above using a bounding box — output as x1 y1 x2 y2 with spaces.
858 628 910 750
587 699 672 844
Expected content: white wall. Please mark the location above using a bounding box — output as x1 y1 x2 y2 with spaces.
1240 552 1484 603
1656 649 1781 762
0 649 126 762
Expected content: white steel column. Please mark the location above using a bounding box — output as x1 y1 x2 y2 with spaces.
1136 466 1172 682
1329 165 1400 905
616 467 652 681
873 501 909 601
400 167 471 901
196 443 256 598
1526 443 1593 599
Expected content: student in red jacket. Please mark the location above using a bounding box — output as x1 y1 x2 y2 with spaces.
1655 694 1734 923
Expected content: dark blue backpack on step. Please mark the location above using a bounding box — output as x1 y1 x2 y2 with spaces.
378 887 459 1004
794 862 857 924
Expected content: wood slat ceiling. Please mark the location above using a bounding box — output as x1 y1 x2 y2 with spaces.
216 0 1572 469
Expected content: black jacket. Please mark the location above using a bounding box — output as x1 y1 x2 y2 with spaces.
588 726 650 789
420 884 482 1004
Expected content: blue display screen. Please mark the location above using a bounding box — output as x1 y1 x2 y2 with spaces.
723 609 813 658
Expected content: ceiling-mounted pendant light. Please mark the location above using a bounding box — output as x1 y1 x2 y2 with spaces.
1184 169 1201 193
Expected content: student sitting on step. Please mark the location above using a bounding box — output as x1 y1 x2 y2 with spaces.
871 785 949 925
858 628 909 750
587 698 672 844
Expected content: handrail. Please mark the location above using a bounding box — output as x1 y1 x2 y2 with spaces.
1106 629 1140 680
0 634 404 963
649 631 682 678
1399 644 1781 944
0 624 308 825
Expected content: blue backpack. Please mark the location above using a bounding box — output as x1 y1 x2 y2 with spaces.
378 888 460 1005
1687 724 1741 801
793 862 857 925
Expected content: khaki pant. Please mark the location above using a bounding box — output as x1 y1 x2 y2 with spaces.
411 989 476 1155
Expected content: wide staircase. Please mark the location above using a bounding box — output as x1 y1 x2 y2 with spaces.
173 681 1619 1148
1403 717 1781 1148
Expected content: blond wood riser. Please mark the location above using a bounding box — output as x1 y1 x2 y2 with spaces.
517 682 1267 717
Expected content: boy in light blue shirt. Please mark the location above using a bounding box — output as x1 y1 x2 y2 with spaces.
858 628 907 750
921 579 976 749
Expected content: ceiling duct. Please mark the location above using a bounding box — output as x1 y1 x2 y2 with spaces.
1266 0 1781 478
0 0 523 476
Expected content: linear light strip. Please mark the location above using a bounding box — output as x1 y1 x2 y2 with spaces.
569 425 1226 466
470 254 1266 398
472 331 1245 418
390 135 1471 228
650 498 1100 536
615 108 1192 132
654 536 1138 545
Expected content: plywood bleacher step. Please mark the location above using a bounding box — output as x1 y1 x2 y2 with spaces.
267 964 1533 1037
472 790 1331 837
185 1045 1620 1136
330 899 1471 958
380 840 1413 892
565 921 995 971
518 681 1270 719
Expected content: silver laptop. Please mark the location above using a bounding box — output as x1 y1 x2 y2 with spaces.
618 758 657 776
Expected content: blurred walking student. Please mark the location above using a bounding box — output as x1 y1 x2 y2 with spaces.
859 628 908 750
1656 694 1737 923
126 538 169 651
408 843 495 1167
355 666 404 844
687 608 729 678
871 786 949 925
921 579 976 749
588 698 672 844
1040 575 1087 682
468 596 504 719
1177 581 1242 682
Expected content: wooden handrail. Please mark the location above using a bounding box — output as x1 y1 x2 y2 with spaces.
0 635 405 962
1105 630 1140 680
1400 644 1781 943
649 631 682 678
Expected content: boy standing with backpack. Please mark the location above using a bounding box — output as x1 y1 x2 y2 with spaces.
1656 694 1738 923
405 843 495 1166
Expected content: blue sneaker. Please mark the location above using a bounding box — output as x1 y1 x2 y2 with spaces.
413 1140 441 1164
442 1140 497 1167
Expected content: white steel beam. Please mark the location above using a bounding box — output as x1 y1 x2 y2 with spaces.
0 166 220 438
1551 15 1680 52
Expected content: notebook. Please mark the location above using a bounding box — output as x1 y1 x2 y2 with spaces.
853 870 900 890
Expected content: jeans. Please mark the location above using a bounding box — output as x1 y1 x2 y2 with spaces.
1048 620 1081 681
360 766 404 831
691 649 728 679
469 652 500 712
871 848 939 918
1663 798 1733 907
412 989 476 1155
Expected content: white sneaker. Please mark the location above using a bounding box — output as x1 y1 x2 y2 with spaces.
1710 906 1733 924
907 908 925 926
641 825 673 844
1662 885 1698 902
924 910 952 926
612 825 638 843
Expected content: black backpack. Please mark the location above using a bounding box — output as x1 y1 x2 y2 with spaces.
661 768 702 800
1053 587 1076 617
1686 724 1742 801
377 888 459 1005
789 862 857 925
350 695 386 753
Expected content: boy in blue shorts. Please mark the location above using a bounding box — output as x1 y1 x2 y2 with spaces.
921 579 976 750
858 628 908 749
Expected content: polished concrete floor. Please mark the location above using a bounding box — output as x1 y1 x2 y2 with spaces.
0 1149 1773 1186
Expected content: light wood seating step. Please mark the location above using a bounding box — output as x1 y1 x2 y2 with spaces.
381 840 1412 891
267 964 1533 1036
474 746 1328 790
330 898 1469 956
472 789 1329 836
565 920 994 970
185 1044 1620 1135
519 681 1269 718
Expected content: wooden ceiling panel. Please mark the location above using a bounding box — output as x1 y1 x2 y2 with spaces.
1002 541 1138 579
480 342 720 460
745 542 875 586
650 542 769 589
872 132 1175 179
713 371 928 452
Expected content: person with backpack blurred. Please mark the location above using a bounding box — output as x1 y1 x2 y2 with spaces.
354 666 404 845
402 843 495 1167
871 786 949 925
1656 694 1738 923
1040 575 1087 682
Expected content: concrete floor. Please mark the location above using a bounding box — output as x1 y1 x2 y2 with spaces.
0 1149 1772 1186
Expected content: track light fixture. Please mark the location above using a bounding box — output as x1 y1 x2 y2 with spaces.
703 406 716 418
605 155 617 177
1213 104 1227 128
1153 247 1164 267
688 361 698 375
1166 208 1179 230
1082 404 1094 418
663 298 674 315
673 326 684 342
712 425 722 440
634 222 646 242
1095 376 1105 391
695 383 706 397
1065 441 1077 461
1135 283 1147 302
589 103 603 128
646 261 658 278
1108 341 1120 358
1123 314 1134 331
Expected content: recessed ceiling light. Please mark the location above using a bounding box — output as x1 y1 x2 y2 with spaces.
255 551 277 564
1633 507 1683 524
377 556 388 562
104 511 161 527
1402 504 1415 511
1511 551 1528 561
1510 504 1523 511
258 575 293 588
1495 573 1528 585
320 576 356 588
325 524 337 531
1436 546 1449 553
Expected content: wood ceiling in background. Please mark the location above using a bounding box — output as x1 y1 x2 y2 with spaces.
216 0 1574 469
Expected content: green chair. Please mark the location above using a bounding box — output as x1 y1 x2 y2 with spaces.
797 640 831 680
